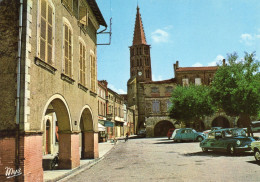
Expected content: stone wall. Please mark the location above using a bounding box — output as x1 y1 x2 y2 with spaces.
0 0 20 130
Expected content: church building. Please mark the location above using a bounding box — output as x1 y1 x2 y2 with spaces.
127 6 237 137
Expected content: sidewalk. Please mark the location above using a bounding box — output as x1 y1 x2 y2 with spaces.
44 141 116 182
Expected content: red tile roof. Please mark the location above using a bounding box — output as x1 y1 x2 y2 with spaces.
176 66 218 72
145 78 176 84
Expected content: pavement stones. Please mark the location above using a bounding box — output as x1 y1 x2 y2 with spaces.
44 141 116 182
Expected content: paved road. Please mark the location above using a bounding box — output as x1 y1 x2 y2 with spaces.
64 138 260 182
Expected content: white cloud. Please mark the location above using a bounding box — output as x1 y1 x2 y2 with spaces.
151 29 169 43
208 55 224 66
152 74 163 81
108 84 126 94
240 33 253 46
192 62 203 67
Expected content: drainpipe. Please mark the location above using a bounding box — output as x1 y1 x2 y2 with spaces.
16 0 23 181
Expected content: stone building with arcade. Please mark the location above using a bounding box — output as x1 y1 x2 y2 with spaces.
0 0 107 181
127 6 237 137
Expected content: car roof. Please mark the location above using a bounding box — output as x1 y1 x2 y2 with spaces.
208 128 233 133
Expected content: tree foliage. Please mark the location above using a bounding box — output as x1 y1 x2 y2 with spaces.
210 52 260 135
211 52 260 116
169 85 215 124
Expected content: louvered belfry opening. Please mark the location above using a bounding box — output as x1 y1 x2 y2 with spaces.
130 6 152 82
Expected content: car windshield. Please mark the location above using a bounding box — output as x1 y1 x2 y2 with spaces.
231 129 247 137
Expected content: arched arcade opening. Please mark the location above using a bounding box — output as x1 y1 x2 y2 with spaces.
79 106 98 159
212 116 230 128
42 96 79 170
154 120 174 137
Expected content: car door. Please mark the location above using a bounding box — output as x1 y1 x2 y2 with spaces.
182 129 191 141
206 132 218 149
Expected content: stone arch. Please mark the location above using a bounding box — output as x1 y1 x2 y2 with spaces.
41 94 72 132
42 94 79 169
154 120 175 137
78 105 94 131
192 120 205 132
79 105 98 159
211 116 230 128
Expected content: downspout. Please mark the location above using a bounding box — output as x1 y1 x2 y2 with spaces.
16 0 23 180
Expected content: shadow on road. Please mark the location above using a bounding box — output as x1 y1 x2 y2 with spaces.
246 161 260 166
182 151 254 157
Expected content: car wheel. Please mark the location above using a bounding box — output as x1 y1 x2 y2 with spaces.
254 149 260 162
202 148 208 152
168 136 170 140
227 144 236 155
197 136 203 142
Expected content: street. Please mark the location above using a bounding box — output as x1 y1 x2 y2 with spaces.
63 137 260 182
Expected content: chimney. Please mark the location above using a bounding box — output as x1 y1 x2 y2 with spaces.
222 59 226 66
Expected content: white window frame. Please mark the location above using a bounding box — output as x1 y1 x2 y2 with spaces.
90 49 96 92
182 78 189 86
195 78 201 85
37 0 55 65
78 37 87 86
62 17 73 77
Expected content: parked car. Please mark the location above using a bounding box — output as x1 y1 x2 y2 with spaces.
167 128 175 139
251 140 260 162
137 129 146 138
170 129 180 139
173 128 205 142
200 128 255 155
203 127 222 137
251 121 260 132
211 127 222 131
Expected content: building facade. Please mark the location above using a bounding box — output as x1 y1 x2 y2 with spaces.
127 6 178 137
127 6 238 137
0 0 106 181
174 60 237 130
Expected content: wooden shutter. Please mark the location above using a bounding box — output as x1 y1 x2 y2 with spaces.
79 42 86 85
64 24 72 77
47 4 53 64
40 0 53 64
82 45 86 85
40 0 47 61
90 55 96 92
79 7 87 26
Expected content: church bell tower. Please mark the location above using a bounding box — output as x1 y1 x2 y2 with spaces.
130 6 152 82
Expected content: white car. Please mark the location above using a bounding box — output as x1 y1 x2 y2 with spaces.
251 121 260 132
170 129 180 139
251 141 260 162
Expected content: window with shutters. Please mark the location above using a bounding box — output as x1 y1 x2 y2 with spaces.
62 0 73 13
39 0 54 65
63 22 73 77
90 54 96 92
79 5 88 27
166 100 172 110
152 100 160 113
79 40 86 86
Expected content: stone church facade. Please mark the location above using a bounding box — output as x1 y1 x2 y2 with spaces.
127 6 237 137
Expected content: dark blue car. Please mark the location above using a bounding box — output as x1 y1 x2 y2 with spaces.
200 128 255 155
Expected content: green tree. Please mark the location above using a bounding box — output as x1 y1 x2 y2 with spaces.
169 85 215 129
210 52 260 136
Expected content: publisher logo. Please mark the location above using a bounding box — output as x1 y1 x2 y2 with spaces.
5 167 22 179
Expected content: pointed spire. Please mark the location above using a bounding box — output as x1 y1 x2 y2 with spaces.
133 6 147 45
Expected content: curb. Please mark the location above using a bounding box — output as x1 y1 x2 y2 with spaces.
44 142 117 182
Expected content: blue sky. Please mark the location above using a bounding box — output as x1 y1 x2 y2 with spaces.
96 0 260 94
